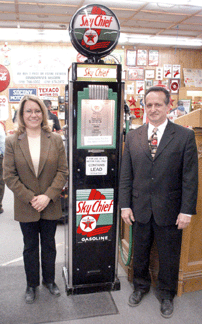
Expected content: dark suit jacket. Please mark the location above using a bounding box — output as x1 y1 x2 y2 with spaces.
3 129 68 222
119 119 198 226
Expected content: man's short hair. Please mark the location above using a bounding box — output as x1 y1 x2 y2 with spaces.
43 100 52 108
145 86 170 105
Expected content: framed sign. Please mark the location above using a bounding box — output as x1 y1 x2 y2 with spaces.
181 99 191 114
145 69 155 79
137 49 147 66
170 78 180 94
172 65 181 79
145 80 153 90
148 50 159 66
156 67 163 80
164 64 172 79
126 50 136 66
128 67 144 81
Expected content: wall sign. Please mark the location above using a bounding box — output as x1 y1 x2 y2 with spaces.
170 79 180 94
0 95 8 120
128 67 144 81
69 4 120 60
9 88 37 102
0 65 10 92
12 47 69 85
149 50 159 66
172 65 181 79
164 64 172 79
38 87 60 98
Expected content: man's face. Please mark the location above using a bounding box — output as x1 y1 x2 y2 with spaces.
145 91 170 126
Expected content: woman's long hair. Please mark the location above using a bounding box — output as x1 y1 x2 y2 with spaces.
16 95 52 134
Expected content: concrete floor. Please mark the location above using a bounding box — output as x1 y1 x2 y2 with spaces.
1 185 202 324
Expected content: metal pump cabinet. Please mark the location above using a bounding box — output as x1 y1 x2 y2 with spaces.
63 3 124 295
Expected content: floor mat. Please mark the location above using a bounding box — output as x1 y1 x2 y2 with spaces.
0 264 118 324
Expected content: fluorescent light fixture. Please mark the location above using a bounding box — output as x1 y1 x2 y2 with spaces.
0 28 70 43
137 0 202 7
119 33 202 47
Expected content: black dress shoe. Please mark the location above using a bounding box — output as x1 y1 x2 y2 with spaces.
0 207 4 214
42 281 60 296
160 299 174 318
25 286 36 304
128 290 147 307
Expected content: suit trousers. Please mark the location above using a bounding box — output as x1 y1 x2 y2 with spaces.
133 215 182 299
20 219 57 288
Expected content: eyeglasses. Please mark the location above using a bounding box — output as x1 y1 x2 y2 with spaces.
24 109 42 116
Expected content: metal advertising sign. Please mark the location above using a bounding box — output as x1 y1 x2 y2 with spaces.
76 188 114 244
0 65 10 92
69 4 120 60
9 88 37 102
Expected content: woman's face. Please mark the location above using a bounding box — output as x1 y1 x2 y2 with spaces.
23 100 43 131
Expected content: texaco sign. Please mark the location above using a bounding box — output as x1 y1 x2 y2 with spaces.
69 4 120 60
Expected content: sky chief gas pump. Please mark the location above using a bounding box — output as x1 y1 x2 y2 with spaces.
63 4 124 295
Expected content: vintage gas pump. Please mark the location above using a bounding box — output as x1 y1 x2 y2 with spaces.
63 4 124 294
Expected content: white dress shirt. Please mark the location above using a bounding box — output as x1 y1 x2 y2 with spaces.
148 118 168 146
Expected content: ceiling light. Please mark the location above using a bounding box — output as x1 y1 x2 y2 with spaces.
125 34 202 47
138 0 202 6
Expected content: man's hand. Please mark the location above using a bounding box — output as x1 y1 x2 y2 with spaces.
31 195 50 213
176 213 191 229
121 208 135 226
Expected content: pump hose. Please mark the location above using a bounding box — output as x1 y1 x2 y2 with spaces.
118 115 133 266
118 222 133 266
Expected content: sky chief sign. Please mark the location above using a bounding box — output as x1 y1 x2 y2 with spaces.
9 88 37 102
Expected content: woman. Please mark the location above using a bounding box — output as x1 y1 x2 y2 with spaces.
3 95 68 304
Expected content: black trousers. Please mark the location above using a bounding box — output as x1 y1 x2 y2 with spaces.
20 219 57 288
133 216 182 299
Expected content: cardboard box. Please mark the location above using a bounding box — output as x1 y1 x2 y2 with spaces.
174 108 202 127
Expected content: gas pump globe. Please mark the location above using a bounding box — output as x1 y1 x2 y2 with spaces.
63 3 124 294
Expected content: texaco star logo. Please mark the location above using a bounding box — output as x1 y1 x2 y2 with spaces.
83 30 98 46
80 216 97 232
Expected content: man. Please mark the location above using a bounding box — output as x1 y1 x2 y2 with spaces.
119 87 198 318
0 122 5 213
43 100 61 132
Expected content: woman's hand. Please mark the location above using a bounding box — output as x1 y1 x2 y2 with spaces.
30 195 50 212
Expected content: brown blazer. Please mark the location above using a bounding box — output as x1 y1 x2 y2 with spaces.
3 129 68 222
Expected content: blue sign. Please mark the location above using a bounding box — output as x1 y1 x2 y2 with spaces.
9 88 37 102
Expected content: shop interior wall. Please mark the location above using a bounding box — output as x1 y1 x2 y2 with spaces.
0 42 202 132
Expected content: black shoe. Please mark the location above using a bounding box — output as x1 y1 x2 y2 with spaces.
128 290 148 307
25 286 36 304
160 299 174 318
0 207 4 214
42 281 60 296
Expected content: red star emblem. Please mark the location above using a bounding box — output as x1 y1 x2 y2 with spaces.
82 217 95 229
128 96 136 107
86 33 96 43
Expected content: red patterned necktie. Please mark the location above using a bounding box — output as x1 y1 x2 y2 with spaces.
149 127 158 159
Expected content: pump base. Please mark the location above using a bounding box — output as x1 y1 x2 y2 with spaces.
63 270 120 295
